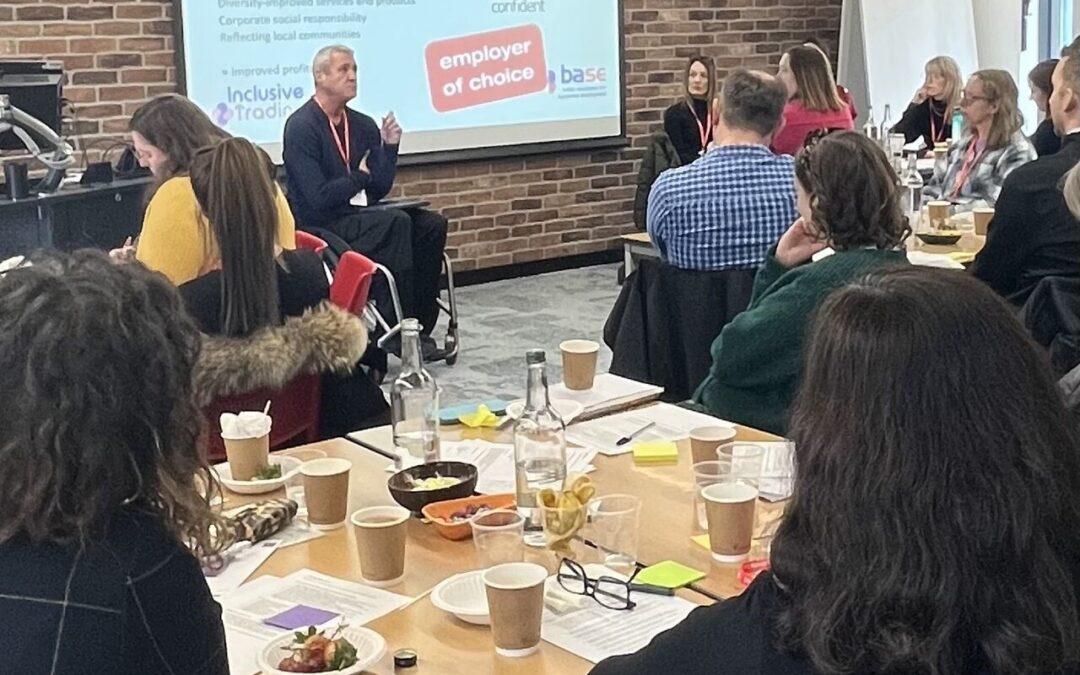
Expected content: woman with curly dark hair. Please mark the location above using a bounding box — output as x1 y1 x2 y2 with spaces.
692 131 909 435
0 250 229 674
595 267 1080 674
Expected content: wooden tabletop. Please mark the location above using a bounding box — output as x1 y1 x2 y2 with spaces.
348 416 785 600
620 232 652 245
224 438 716 674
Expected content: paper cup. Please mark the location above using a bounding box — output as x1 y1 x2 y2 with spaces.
689 426 737 465
222 434 270 482
560 339 599 391
300 458 351 530
702 482 758 563
972 207 994 236
482 562 548 658
927 201 952 230
351 506 410 587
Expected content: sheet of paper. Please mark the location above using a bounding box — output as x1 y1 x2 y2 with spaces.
350 190 368 206
549 373 663 416
567 403 734 456
220 569 412 675
541 575 697 663
383 440 596 495
205 539 280 598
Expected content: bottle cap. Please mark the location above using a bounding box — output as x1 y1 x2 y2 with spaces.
401 318 423 333
394 648 418 668
525 349 546 365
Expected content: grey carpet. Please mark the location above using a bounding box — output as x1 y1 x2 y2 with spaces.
398 263 619 407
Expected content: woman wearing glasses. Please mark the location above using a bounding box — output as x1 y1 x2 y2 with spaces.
593 267 1080 675
691 131 909 436
923 70 1036 210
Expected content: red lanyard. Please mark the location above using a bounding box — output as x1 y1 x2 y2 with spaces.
930 111 945 144
691 102 712 154
950 139 984 199
314 97 350 168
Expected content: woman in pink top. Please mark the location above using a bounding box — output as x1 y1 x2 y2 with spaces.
772 45 855 156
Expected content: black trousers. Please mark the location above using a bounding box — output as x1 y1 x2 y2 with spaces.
324 207 448 334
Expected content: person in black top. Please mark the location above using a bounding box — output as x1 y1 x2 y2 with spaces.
663 56 715 165
0 250 229 674
284 44 448 355
593 268 1080 675
891 55 962 150
1030 58 1062 156
972 45 1080 305
183 137 390 434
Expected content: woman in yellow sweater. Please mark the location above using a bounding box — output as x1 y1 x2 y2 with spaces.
129 94 295 286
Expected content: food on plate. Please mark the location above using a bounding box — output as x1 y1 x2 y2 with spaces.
253 464 283 480
276 625 357 673
538 475 595 558
408 475 461 491
447 503 492 522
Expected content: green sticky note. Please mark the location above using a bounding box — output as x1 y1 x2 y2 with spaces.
635 560 706 589
632 440 678 465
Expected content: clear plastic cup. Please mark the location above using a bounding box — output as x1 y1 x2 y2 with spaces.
470 509 525 567
585 494 640 576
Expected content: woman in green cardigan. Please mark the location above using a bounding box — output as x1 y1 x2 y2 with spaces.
693 131 910 435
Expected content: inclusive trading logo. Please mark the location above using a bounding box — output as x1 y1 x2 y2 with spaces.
213 83 308 126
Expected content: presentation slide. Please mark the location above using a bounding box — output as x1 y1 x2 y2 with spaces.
177 0 624 162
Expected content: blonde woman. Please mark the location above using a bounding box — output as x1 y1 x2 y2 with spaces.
923 70 1036 210
892 56 963 150
771 45 855 155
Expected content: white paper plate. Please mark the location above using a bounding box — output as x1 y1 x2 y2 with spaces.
505 399 585 425
430 570 490 625
257 625 387 675
213 455 302 495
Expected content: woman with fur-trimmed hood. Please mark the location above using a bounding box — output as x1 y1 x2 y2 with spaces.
176 137 389 437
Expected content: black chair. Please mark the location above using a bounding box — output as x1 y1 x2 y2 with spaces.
1020 275 1080 377
604 257 756 402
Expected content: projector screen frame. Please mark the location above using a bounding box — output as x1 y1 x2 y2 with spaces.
171 0 629 167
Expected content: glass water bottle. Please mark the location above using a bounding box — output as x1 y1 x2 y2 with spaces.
513 349 567 547
390 318 440 467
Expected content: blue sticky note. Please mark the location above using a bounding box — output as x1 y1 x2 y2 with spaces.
263 604 339 630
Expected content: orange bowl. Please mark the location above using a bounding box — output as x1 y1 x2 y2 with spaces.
421 493 517 541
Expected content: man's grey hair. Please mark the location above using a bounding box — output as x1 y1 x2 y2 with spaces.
312 45 354 77
721 69 788 137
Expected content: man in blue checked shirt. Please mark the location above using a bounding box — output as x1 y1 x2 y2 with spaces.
647 69 798 271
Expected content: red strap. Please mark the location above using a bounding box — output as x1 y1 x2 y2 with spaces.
691 101 712 154
949 140 983 199
314 97 350 168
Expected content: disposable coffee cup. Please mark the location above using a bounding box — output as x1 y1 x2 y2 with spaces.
702 482 758 563
300 458 351 530
351 506 410 587
560 339 600 391
482 562 548 658
927 201 952 230
972 207 994 236
220 411 272 482
689 426 737 465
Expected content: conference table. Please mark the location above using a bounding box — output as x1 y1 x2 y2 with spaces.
223 406 785 673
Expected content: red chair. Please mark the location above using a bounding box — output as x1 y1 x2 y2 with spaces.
203 373 322 462
295 230 328 255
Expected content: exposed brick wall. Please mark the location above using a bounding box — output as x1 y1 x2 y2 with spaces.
4 0 841 271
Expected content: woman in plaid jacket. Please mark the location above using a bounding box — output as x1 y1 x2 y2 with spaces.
924 69 1036 211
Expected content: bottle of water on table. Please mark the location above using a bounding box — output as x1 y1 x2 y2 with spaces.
513 349 567 547
390 318 440 468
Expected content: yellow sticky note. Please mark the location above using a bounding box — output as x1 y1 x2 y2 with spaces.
459 404 499 428
632 440 678 465
635 560 706 589
691 534 710 551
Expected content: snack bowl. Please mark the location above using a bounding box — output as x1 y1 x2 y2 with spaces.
213 455 302 495
421 493 517 540
387 461 478 514
505 399 585 424
257 625 387 675
430 570 490 625
917 231 962 246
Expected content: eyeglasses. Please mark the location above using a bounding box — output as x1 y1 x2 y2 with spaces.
960 91 992 105
556 558 638 611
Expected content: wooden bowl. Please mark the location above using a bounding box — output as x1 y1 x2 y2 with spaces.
387 461 478 514
421 493 517 540
917 231 962 246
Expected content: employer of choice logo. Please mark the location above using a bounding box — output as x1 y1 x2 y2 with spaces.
424 24 548 113
213 83 308 126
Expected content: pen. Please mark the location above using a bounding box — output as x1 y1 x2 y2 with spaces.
616 421 656 446
629 583 676 596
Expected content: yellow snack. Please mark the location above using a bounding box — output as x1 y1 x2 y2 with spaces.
540 475 594 558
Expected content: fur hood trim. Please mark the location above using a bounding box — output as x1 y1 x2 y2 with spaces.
193 301 367 406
